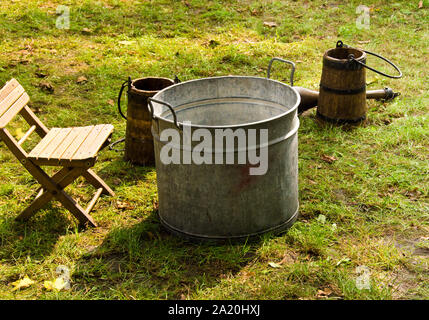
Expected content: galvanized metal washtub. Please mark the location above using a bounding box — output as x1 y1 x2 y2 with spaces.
148 76 300 240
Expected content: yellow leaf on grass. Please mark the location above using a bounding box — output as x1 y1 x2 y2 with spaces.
44 277 67 291
11 276 35 291
15 128 25 140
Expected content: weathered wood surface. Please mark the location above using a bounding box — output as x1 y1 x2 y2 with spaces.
317 47 367 123
124 77 174 166
0 78 115 227
28 124 113 165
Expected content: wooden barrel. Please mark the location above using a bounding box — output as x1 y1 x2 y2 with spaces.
124 77 174 165
317 46 367 124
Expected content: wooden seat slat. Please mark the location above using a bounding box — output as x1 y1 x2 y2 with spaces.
50 127 83 159
28 128 61 158
75 124 114 160
72 125 106 160
61 126 95 161
36 127 73 160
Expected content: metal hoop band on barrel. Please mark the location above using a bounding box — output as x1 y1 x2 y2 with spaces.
316 109 366 124
319 84 367 95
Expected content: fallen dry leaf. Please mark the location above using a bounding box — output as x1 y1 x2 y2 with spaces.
321 154 337 164
38 81 54 93
11 276 35 291
208 39 220 48
15 58 30 65
76 76 88 84
263 21 277 28
35 71 47 78
316 288 333 298
418 1 423 9
15 128 25 140
239 270 255 282
107 99 115 106
44 277 67 291
116 200 135 210
336 257 351 266
153 200 159 210
278 252 296 265
118 40 136 45
268 262 282 268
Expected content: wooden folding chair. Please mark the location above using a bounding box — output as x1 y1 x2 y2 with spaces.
0 78 115 227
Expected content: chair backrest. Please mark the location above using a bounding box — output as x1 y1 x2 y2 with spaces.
0 79 49 160
0 78 30 129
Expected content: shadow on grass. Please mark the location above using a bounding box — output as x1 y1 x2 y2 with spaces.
96 155 157 184
0 205 77 262
73 209 264 299
0 160 122 264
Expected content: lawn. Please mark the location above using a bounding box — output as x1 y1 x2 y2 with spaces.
0 0 428 300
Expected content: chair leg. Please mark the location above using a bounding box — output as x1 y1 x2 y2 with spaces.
83 169 115 196
55 189 97 227
17 167 72 221
17 190 52 221
49 167 98 227
17 166 98 227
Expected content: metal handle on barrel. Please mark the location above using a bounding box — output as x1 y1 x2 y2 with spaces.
117 77 131 120
267 57 296 86
336 40 403 79
147 97 182 130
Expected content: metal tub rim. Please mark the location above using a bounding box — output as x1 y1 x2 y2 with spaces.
151 75 301 129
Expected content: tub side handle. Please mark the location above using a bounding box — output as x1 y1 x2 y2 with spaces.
267 57 296 86
147 97 182 130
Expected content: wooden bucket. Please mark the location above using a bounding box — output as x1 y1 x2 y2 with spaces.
119 77 174 165
317 45 367 124
267 41 402 123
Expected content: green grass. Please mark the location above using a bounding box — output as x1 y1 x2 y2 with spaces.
0 0 428 300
